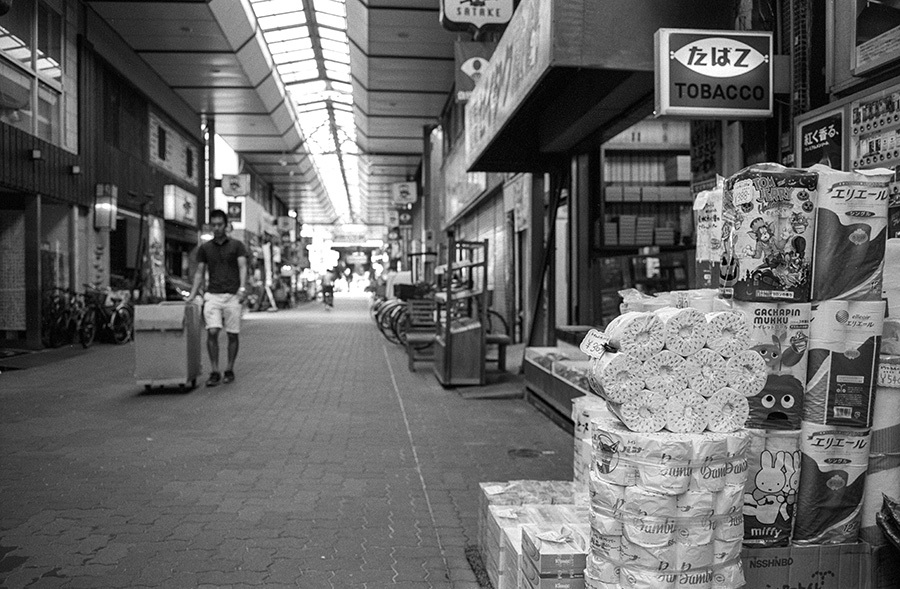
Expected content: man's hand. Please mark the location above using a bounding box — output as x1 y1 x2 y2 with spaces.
237 287 247 303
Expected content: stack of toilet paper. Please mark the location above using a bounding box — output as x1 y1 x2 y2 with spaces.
587 418 749 589
573 396 617 495
587 309 759 433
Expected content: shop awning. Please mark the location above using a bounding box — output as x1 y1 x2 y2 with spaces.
464 0 731 172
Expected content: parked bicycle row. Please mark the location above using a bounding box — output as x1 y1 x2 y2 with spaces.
41 286 134 349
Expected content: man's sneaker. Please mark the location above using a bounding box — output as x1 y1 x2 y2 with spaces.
206 372 221 387
223 370 235 384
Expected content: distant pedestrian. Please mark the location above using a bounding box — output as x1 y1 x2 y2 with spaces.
188 209 248 387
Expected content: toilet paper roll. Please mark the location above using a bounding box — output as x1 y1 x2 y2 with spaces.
622 486 676 547
692 434 729 492
586 553 621 584
805 300 885 428
656 307 710 357
724 432 750 486
705 387 750 433
611 390 668 433
590 505 624 537
675 491 715 544
586 568 621 589
621 565 677 589
860 367 900 544
590 532 622 563
712 538 742 563
882 318 900 356
607 312 666 361
706 312 751 358
810 165 893 301
573 394 616 439
742 429 801 547
721 163 818 303
674 541 714 571
793 422 871 545
665 390 711 433
589 473 626 535
683 349 728 397
620 533 673 571
637 433 693 496
715 484 745 516
642 351 689 396
591 352 646 403
724 350 768 397
592 420 642 487
673 567 714 589
711 562 745 589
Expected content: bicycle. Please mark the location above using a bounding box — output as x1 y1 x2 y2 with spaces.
80 286 134 347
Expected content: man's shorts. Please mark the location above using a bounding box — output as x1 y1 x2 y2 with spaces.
203 292 242 333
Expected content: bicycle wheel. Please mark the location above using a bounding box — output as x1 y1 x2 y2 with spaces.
79 307 97 348
110 306 133 344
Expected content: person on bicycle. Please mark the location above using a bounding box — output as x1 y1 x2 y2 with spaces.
321 269 336 308
188 209 248 387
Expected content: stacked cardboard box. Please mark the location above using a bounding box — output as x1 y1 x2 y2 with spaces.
636 216 655 245
618 215 637 245
520 524 590 589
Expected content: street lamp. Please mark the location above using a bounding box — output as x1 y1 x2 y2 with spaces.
94 184 118 230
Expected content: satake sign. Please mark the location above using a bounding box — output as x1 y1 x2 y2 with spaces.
440 0 512 34
655 29 773 119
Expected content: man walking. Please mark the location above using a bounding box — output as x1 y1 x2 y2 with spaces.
188 209 248 386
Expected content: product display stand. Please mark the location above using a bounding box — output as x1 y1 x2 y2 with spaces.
432 233 488 386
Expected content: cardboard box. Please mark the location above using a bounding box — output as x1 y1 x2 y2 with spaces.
641 186 660 202
521 557 586 589
622 187 641 202
605 185 624 202
742 543 872 589
521 524 589 577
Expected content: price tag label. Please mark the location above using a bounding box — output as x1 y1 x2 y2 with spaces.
878 363 900 388
580 329 614 359
732 179 756 206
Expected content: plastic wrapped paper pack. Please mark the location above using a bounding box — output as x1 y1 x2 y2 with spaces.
590 352 646 403
683 348 729 397
665 389 711 433
705 387 750 433
586 552 621 585
675 490 715 544
742 429 800 547
641 350 688 396
721 163 818 302
655 306 710 357
690 433 730 493
724 351 768 398
793 422 871 545
610 390 668 433
809 165 893 301
724 300 811 430
706 312 752 358
805 299 886 428
606 312 666 361
883 317 900 356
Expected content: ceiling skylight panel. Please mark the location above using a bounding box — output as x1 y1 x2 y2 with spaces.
319 39 349 55
258 11 305 30
325 70 351 83
280 72 319 85
321 49 348 64
252 0 303 17
323 60 350 74
269 37 313 55
316 13 346 30
314 0 345 17
273 48 315 64
263 27 309 44
317 26 346 42
277 61 319 75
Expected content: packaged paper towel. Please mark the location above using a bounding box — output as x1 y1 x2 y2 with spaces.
655 307 710 357
809 165 893 301
606 312 666 361
590 352 645 403
742 429 801 546
641 351 688 396
724 300 811 430
721 163 818 302
793 422 871 545
805 299 885 427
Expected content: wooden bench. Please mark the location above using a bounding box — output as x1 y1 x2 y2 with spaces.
404 299 436 372
485 332 511 372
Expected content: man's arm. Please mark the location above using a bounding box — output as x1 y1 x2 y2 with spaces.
188 262 207 300
237 256 248 302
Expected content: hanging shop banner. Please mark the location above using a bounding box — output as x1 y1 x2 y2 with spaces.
398 209 413 226
391 182 418 205
796 108 845 169
163 185 198 226
148 112 200 187
465 0 552 168
440 0 512 34
852 0 900 76
849 83 900 170
147 215 166 300
222 174 251 197
654 29 773 118
455 41 496 103
226 199 245 227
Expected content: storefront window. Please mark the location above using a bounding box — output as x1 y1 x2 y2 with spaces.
0 0 64 143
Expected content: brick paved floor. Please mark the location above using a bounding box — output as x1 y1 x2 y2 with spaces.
0 295 574 588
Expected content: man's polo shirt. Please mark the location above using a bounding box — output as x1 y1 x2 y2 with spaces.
197 237 247 294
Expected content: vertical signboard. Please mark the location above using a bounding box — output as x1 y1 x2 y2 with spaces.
655 29 773 119
797 108 845 169
391 182 418 205
455 41 495 103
